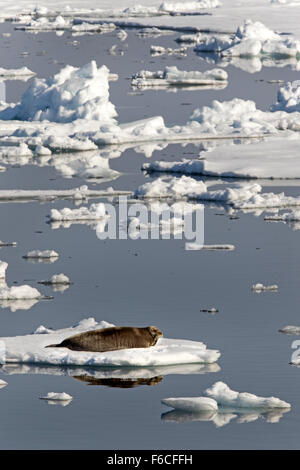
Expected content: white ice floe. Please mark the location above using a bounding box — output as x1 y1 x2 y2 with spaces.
0 61 299 153
23 250 59 260
39 274 72 285
279 325 300 335
0 318 221 367
135 176 300 210
264 210 300 224
0 378 7 387
271 81 300 113
0 241 17 247
204 381 290 409
40 392 73 401
0 285 43 301
142 137 300 180
49 203 108 222
0 260 44 303
131 66 228 88
0 261 8 279
195 20 300 58
161 381 291 423
0 66 35 78
150 45 187 56
251 283 278 292
186 243 235 250
0 60 117 124
0 186 131 202
162 396 218 412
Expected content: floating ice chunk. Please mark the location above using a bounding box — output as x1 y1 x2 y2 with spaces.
159 0 222 12
0 241 17 247
49 203 108 222
40 392 73 401
279 325 300 335
0 66 35 78
0 261 8 280
186 243 235 250
136 176 300 209
34 326 54 335
200 308 219 314
132 67 228 88
144 137 300 180
194 36 233 53
0 285 42 301
0 61 117 124
16 15 71 31
71 22 116 33
204 381 290 409
39 274 72 286
271 81 300 113
0 378 7 388
251 283 278 292
150 45 187 56
176 33 205 44
162 396 218 412
195 20 300 58
23 250 59 260
0 318 220 367
0 186 131 202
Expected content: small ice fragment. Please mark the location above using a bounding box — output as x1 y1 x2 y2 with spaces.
251 283 278 292
40 392 73 401
200 308 219 314
279 326 300 335
34 325 54 335
0 241 17 247
0 378 7 388
23 250 59 260
38 274 71 285
204 381 291 409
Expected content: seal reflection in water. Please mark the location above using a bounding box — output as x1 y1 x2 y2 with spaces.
46 326 163 353
73 375 163 388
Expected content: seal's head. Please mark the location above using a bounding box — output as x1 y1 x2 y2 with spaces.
147 326 163 344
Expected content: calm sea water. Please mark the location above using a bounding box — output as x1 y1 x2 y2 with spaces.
0 22 300 449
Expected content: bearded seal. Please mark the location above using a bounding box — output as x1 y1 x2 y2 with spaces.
46 326 163 353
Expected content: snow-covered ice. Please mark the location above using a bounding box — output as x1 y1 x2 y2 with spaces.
0 378 7 387
0 318 221 367
142 137 300 180
23 250 59 260
150 45 187 56
40 392 73 401
0 61 117 124
279 325 300 335
0 66 35 78
38 274 72 285
195 20 300 58
186 243 235 250
131 66 228 88
251 283 278 292
204 381 291 409
135 176 300 210
0 186 132 202
49 203 109 222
